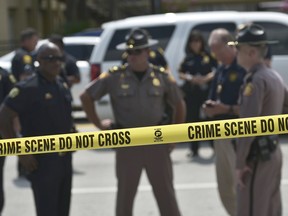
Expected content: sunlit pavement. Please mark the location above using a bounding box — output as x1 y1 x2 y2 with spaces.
2 122 287 216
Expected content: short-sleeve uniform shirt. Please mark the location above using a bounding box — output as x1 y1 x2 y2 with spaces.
4 71 73 137
87 65 182 128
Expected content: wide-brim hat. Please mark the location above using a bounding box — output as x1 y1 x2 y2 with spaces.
116 28 158 50
228 23 278 46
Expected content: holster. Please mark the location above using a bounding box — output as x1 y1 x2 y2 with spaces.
247 135 278 162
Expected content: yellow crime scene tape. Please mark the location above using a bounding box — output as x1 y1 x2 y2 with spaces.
0 114 288 156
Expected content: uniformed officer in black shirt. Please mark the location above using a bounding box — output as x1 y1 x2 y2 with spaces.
11 28 38 82
0 42 73 216
0 67 16 215
48 34 81 88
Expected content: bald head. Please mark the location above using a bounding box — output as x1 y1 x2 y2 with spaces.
208 28 236 65
208 28 234 47
36 42 63 81
37 42 61 59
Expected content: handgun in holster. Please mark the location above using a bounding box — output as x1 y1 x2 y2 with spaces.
247 135 278 162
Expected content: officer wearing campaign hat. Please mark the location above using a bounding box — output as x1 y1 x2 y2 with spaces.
119 28 168 69
229 23 285 216
80 28 186 216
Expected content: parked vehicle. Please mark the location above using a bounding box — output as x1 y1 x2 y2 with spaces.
88 11 288 120
0 36 100 119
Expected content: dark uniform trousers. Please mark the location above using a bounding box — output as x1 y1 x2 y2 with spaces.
116 145 181 216
237 146 282 216
28 153 72 216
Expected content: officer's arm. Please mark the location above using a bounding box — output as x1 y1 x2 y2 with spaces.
80 91 104 130
282 85 288 113
0 105 18 138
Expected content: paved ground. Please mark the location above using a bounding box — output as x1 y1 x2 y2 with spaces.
1 123 288 216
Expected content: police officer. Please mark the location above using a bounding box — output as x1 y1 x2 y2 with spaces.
178 30 218 157
80 28 186 216
121 29 168 69
48 34 81 88
203 28 246 216
228 23 284 216
0 42 74 216
11 28 38 82
0 67 16 215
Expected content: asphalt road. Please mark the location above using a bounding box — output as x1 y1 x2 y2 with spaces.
1 122 288 216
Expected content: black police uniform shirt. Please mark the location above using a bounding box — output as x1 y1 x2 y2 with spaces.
209 58 246 108
59 52 80 88
11 47 36 81
4 71 73 137
179 51 217 94
0 67 16 104
121 47 168 68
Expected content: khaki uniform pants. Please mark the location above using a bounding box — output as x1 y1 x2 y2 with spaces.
115 145 181 216
214 139 236 216
237 147 282 216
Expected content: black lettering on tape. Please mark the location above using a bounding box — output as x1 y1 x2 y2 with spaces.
224 120 257 136
0 141 21 155
98 131 131 147
25 138 56 153
278 117 288 131
76 134 94 149
188 123 221 140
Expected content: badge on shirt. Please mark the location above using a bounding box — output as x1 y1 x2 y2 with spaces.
45 93 53 99
8 87 20 98
229 72 238 82
153 78 160 86
243 83 253 96
202 55 210 64
23 55 32 64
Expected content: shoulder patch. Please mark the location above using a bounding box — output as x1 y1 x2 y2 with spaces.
8 87 20 98
243 83 253 96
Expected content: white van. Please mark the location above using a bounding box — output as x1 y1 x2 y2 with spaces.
89 11 288 119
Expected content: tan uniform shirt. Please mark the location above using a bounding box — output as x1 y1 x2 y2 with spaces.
236 63 286 169
86 64 182 128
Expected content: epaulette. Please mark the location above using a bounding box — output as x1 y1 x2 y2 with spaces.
152 65 167 74
108 64 127 74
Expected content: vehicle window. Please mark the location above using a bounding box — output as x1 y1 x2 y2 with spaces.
104 25 176 61
192 22 237 42
253 21 288 55
64 44 95 61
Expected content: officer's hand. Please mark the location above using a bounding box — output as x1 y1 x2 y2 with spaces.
202 100 216 117
18 155 38 173
100 119 113 130
236 166 252 189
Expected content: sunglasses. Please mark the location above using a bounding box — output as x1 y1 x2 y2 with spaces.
41 55 65 62
126 49 144 55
